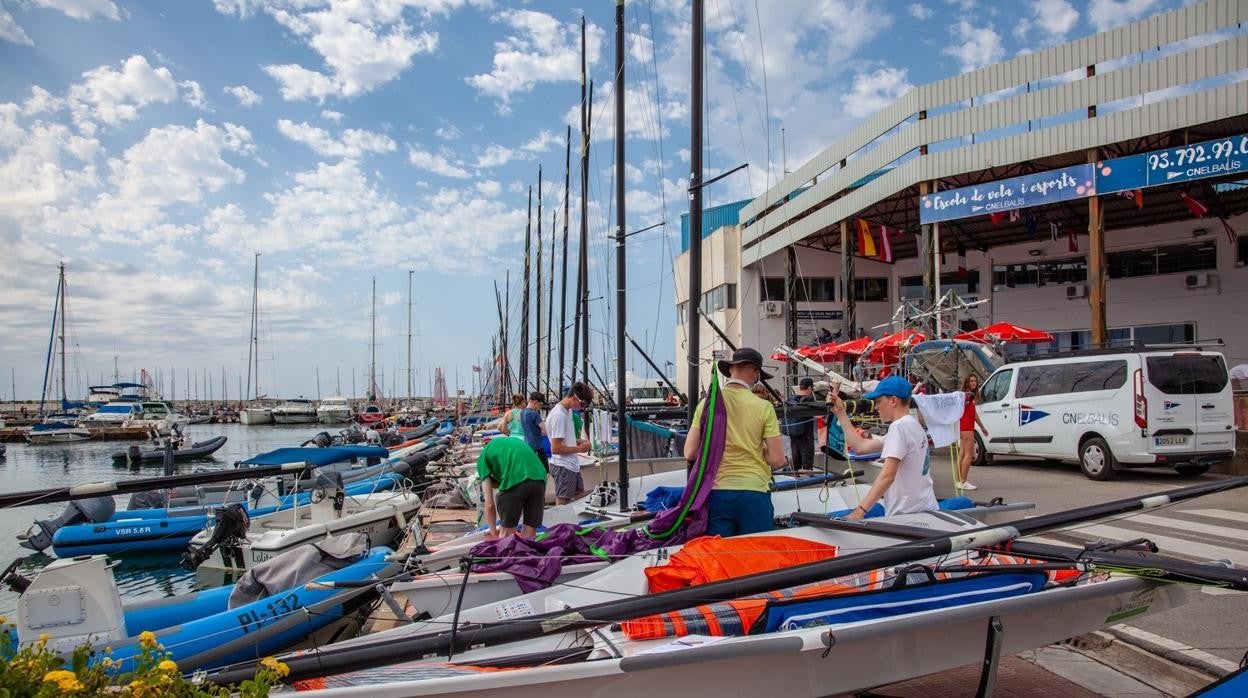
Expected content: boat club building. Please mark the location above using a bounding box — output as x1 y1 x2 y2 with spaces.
675 0 1248 393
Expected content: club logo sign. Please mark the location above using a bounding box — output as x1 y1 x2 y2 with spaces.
1018 405 1050 427
1163 401 1181 411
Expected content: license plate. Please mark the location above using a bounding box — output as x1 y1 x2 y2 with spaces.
1154 436 1189 447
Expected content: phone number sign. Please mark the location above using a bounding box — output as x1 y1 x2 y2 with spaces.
1097 134 1248 194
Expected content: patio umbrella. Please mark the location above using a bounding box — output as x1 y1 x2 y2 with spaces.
955 322 1054 344
813 336 872 362
865 329 926 364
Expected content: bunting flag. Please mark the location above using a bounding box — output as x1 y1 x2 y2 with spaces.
989 211 1005 226
877 224 894 263
857 219 877 258
956 244 967 280
1024 212 1038 238
472 365 482 373
1067 225 1078 253
1009 209 1020 222
1180 191 1209 218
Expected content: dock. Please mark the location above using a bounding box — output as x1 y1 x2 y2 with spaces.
0 425 159 443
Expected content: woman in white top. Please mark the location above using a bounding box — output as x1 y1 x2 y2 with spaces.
827 375 938 519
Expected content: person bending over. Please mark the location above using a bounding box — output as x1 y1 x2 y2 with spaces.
477 436 548 539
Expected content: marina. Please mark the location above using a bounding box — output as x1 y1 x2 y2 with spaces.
2 0 1248 695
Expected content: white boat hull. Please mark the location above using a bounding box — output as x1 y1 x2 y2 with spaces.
240 408 273 425
273 411 318 424
318 408 354 424
310 577 1185 697
26 428 91 444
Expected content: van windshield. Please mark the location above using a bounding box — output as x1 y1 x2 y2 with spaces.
1146 355 1228 395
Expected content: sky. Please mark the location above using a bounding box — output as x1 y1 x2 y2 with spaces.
0 0 1187 402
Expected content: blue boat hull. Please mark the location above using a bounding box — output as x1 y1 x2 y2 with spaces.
50 473 408 557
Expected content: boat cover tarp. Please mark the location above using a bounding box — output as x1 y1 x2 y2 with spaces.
228 532 369 608
754 571 1048 633
468 372 729 593
622 552 1070 641
641 486 684 512
645 535 839 593
239 445 389 466
1192 664 1248 697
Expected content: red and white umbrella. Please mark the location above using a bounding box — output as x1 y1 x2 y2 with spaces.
955 322 1054 344
864 329 926 364
813 336 873 362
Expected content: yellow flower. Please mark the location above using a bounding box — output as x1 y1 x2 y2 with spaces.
260 656 291 678
157 659 178 672
36 632 51 646
138 630 158 648
0 614 8 624
43 668 84 692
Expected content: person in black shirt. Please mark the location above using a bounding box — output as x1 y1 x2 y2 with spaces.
781 377 817 470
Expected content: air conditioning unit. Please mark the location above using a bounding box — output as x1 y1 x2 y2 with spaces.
760 301 784 318
1066 284 1089 299
1184 272 1213 289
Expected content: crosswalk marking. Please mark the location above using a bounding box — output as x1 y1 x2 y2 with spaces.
1125 513 1245 542
1178 508 1248 525
1050 523 1248 567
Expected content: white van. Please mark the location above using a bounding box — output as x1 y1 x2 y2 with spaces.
973 348 1235 480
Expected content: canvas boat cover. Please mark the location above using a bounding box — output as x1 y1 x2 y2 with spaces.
467 372 730 592
239 445 390 467
228 532 369 608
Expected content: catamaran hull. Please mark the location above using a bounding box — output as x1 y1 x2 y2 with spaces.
301 578 1187 697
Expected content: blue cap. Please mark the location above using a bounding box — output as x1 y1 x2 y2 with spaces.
863 375 912 400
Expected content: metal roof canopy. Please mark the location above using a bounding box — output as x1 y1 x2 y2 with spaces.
790 115 1248 261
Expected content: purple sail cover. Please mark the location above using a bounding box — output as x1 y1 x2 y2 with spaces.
469 377 728 593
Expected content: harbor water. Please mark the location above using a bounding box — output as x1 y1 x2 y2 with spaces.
0 422 341 616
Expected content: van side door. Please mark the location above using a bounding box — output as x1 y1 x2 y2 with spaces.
977 368 1016 454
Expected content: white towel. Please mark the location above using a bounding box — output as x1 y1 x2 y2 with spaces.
913 392 966 448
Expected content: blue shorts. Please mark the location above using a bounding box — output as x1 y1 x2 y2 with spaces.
707 489 775 537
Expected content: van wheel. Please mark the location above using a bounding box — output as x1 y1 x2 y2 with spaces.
972 432 992 467
1079 438 1117 481
1175 464 1211 477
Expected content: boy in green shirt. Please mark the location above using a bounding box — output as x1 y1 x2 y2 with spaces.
477 437 549 539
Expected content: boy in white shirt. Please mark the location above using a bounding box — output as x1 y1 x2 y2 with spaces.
827 375 939 518
545 382 594 504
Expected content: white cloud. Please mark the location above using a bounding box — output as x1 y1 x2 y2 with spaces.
841 67 913 118
224 84 262 107
0 120 101 222
321 109 343 122
22 86 62 115
67 55 181 129
566 81 686 143
624 162 644 185
179 79 207 109
466 9 605 112
32 0 120 21
0 7 33 45
476 179 501 196
475 143 521 168
907 4 933 20
276 119 396 158
521 128 561 152
221 2 442 101
435 123 462 140
1017 0 1079 43
408 146 470 178
1088 0 1160 33
943 20 1004 73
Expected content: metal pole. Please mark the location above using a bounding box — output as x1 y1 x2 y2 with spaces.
407 269 414 402
547 208 556 397
581 75 592 384
536 166 544 395
686 0 704 422
614 0 628 512
521 185 532 394
559 125 572 398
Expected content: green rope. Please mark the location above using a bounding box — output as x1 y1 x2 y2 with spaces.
642 371 721 540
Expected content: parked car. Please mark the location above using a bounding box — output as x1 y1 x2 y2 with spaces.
973 346 1235 480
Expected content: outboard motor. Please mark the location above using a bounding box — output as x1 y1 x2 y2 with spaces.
180 503 250 571
301 431 334 448
125 444 142 463
18 496 117 552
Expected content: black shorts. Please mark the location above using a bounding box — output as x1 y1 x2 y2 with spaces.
495 479 546 529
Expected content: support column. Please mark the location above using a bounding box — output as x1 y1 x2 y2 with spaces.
785 245 798 380
919 181 937 337
840 220 856 339
1087 150 1107 346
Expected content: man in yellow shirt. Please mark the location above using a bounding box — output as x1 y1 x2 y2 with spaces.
683 347 785 536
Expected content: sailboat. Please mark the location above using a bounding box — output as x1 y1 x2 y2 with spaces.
239 253 273 425
357 278 388 425
27 262 91 445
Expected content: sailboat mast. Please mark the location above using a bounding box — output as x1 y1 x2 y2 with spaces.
547 208 556 398
614 0 628 511
536 165 544 397
369 276 377 403
57 262 67 408
521 186 532 394
247 252 260 402
579 16 591 386
686 0 705 422
558 124 570 399
503 270 511 397
406 269 414 403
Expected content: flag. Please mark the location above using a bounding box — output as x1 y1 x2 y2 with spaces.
956 244 967 280
472 365 482 373
1025 213 1038 238
1009 209 1020 222
857 219 877 258
1120 189 1144 209
989 211 1005 226
1180 191 1208 218
1068 225 1078 253
877 224 893 263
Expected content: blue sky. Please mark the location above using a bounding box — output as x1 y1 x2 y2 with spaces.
0 0 1183 402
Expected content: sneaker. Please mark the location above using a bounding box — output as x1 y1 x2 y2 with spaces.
959 481 978 491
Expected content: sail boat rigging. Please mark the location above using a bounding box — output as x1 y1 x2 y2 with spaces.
239 253 272 425
27 262 91 444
